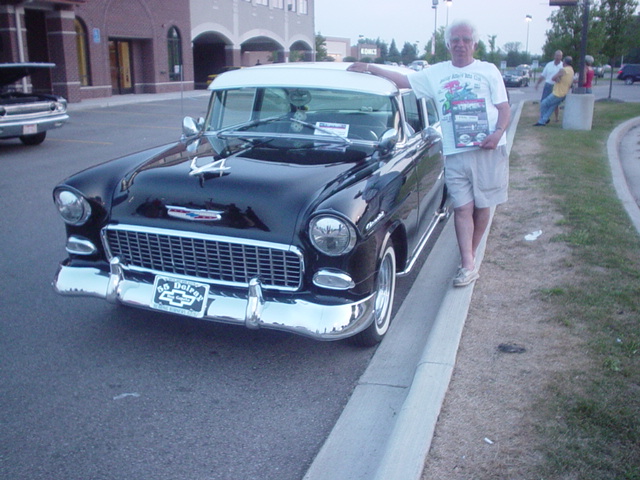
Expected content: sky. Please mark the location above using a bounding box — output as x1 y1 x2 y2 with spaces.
314 0 566 58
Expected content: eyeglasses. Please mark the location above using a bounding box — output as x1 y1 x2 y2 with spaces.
449 36 474 45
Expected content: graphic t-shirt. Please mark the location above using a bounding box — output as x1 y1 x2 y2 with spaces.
408 60 509 156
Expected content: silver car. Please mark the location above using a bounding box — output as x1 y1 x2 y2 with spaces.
0 63 68 145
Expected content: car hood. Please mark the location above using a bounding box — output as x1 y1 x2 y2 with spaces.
0 62 55 87
110 138 372 245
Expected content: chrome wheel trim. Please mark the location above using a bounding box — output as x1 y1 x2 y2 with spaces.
373 246 396 335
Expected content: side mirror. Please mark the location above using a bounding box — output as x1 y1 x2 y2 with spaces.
182 117 201 152
377 128 398 154
182 116 200 139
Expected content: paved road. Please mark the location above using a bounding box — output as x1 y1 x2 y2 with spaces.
0 93 449 480
507 77 640 104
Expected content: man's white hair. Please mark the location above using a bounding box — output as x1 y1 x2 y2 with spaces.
444 20 480 47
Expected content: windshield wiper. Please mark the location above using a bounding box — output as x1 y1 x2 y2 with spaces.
215 114 290 138
215 114 351 145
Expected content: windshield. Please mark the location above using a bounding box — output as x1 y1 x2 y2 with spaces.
205 87 397 143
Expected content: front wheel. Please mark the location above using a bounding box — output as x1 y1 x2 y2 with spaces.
350 241 396 347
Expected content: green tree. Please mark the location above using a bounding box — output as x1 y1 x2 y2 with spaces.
599 0 639 96
387 39 401 64
486 35 501 66
401 41 418 65
542 2 605 63
425 27 448 64
315 33 329 62
599 0 640 66
475 39 488 61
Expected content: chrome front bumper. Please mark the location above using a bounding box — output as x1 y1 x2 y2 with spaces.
0 113 69 138
53 259 376 341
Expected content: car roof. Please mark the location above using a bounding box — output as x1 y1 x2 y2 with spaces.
208 62 405 96
0 62 56 87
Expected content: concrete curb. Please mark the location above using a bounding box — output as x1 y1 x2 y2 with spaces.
607 116 640 236
372 100 524 480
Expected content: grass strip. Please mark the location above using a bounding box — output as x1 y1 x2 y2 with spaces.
516 101 640 480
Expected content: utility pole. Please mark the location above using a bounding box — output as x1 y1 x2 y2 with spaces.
525 14 532 55
431 0 438 56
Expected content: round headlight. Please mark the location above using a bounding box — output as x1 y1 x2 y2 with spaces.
309 215 357 256
54 189 91 225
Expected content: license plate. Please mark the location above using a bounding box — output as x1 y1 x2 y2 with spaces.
151 276 209 318
23 124 37 135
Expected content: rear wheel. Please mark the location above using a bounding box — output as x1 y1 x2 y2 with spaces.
351 240 396 347
20 131 46 146
624 77 634 85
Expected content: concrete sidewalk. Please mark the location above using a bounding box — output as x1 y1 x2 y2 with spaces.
66 89 209 112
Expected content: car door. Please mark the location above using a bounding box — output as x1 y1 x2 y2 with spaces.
402 92 445 250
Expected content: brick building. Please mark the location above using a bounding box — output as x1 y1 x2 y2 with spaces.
0 0 315 103
0 0 192 102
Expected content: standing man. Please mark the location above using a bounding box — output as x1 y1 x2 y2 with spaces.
535 50 564 122
348 19 510 287
534 56 574 126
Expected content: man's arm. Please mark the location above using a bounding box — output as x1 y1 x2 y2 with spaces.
346 62 411 88
480 101 510 150
551 68 565 83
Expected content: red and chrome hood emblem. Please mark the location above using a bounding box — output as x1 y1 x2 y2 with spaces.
166 206 223 222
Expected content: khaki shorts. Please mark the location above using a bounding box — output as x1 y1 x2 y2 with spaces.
445 145 509 209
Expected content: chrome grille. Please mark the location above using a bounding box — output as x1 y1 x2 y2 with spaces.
102 226 303 290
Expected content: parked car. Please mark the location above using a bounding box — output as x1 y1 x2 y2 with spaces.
617 64 640 84
0 62 68 145
516 64 531 78
502 69 529 87
408 60 429 71
52 62 449 346
595 64 611 78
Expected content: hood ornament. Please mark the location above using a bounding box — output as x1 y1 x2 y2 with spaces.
189 156 230 177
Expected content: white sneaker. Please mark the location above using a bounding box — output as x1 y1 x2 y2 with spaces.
453 267 479 287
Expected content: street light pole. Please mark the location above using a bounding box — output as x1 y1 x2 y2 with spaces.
525 14 532 55
446 0 452 26
431 0 438 56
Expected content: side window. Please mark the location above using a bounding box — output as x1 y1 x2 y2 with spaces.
211 89 256 129
260 88 290 117
402 91 423 135
424 98 439 127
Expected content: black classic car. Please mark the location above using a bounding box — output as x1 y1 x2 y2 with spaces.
502 69 530 88
53 63 448 345
0 63 68 145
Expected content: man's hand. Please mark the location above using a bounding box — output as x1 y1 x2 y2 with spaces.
479 130 502 150
346 62 369 73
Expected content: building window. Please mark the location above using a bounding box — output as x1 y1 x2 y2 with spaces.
256 0 268 4
75 18 91 86
272 0 284 8
287 0 296 11
167 27 182 81
298 0 308 14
